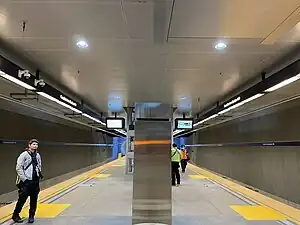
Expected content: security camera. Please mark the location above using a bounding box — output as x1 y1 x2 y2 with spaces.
34 79 46 87
18 70 31 79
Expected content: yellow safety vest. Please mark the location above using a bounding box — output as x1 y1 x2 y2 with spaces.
171 148 182 162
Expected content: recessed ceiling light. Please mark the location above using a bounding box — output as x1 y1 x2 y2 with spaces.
76 40 88 48
215 42 227 50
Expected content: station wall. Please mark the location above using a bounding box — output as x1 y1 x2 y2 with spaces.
190 98 300 206
0 107 112 200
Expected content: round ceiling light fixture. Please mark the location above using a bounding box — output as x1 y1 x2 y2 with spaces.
215 42 227 50
76 40 88 48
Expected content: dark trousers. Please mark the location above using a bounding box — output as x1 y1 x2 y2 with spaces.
181 159 188 172
14 180 40 217
171 162 180 185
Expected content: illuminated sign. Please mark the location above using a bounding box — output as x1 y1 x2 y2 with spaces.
60 95 77 107
106 118 125 129
224 96 241 108
175 118 193 130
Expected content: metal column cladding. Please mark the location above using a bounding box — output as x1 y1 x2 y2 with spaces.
132 103 172 225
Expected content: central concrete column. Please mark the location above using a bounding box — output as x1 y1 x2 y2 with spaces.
132 103 172 225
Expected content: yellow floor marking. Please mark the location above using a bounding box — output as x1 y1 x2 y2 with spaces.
112 165 123 167
189 175 206 179
0 158 122 223
188 164 300 225
20 204 70 218
231 205 286 220
91 174 111 178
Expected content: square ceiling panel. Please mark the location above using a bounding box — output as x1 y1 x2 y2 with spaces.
123 0 173 41
1 1 127 38
123 1 154 39
169 0 300 38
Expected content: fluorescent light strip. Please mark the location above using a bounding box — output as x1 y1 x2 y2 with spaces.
37 92 82 113
194 114 218 127
201 114 218 123
218 93 264 115
0 70 36 90
182 73 300 135
242 93 264 104
82 113 106 126
15 89 123 136
194 93 265 127
193 121 201 127
265 73 300 92
173 129 184 135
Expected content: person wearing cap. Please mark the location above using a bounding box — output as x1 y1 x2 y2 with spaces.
12 139 42 223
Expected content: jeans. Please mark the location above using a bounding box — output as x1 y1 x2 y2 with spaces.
14 180 40 217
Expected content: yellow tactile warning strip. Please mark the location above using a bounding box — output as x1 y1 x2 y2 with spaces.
112 165 123 167
91 174 111 178
0 158 123 223
188 163 300 225
230 205 286 220
20 204 70 218
188 175 207 179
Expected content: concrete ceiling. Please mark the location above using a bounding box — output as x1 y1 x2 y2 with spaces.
0 0 300 114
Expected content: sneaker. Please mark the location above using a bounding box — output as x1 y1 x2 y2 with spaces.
28 216 35 223
176 184 180 187
12 214 23 223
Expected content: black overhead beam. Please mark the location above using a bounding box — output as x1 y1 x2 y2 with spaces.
195 59 300 124
0 54 125 137
175 59 300 138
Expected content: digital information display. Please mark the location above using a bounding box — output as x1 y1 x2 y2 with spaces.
175 118 193 129
106 118 125 129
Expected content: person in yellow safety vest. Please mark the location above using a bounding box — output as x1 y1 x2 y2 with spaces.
171 143 182 186
180 144 189 173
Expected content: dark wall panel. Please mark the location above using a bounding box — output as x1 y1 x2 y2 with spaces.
192 98 300 205
0 108 94 142
0 108 113 195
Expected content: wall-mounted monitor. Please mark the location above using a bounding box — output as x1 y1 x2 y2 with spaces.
106 117 125 129
175 118 193 130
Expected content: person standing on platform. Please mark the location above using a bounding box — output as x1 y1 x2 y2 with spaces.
180 145 189 173
171 143 182 186
12 139 43 223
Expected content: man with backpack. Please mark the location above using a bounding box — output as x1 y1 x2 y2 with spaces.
12 139 43 223
171 143 182 186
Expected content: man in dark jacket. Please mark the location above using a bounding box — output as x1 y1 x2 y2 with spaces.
12 139 42 223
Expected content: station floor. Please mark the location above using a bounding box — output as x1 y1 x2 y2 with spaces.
1 158 300 225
